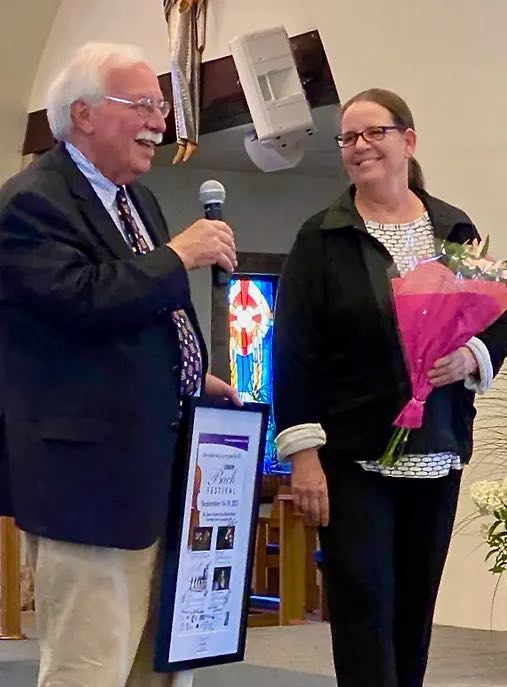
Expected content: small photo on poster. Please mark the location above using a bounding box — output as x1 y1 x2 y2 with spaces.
190 527 213 552
212 566 231 591
216 525 235 551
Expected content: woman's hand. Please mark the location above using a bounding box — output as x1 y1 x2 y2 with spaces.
291 448 329 527
428 346 478 387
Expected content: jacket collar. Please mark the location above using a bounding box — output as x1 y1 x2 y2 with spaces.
45 143 166 255
320 185 473 241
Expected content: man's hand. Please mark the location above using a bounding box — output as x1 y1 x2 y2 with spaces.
291 448 329 527
167 219 236 272
204 373 243 406
428 346 478 387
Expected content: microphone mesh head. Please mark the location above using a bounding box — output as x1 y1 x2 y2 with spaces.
199 180 226 206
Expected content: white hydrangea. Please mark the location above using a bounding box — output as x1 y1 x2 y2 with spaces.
470 480 507 515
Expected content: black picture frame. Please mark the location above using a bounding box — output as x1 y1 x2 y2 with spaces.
154 396 269 672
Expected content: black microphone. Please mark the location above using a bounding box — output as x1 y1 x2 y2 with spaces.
199 180 230 287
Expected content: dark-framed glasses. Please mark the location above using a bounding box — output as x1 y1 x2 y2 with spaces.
335 125 404 148
104 95 171 118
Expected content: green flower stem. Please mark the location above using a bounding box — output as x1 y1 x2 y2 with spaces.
379 428 411 467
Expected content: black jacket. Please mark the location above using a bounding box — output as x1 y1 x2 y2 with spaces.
0 143 208 548
274 186 507 464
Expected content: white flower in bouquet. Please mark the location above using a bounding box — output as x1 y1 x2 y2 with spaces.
441 236 507 281
461 256 506 275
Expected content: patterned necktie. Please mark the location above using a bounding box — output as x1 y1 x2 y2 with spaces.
116 187 151 255
115 186 202 396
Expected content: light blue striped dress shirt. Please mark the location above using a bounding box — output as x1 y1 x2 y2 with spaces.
65 142 154 249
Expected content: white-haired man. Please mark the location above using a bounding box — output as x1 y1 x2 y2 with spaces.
0 42 238 686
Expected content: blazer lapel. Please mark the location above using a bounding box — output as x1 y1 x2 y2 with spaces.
52 145 170 254
53 144 133 259
78 197 133 259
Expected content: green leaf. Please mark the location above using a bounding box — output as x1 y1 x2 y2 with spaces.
489 521 501 536
479 235 490 258
490 564 506 574
486 548 500 560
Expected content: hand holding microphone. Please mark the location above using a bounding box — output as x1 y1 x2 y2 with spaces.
167 219 235 271
167 180 236 283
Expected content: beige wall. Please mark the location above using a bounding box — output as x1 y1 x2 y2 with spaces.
318 1 507 254
0 1 62 183
29 0 317 111
18 0 507 630
29 0 507 247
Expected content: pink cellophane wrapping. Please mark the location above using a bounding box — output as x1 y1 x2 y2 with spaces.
392 261 507 429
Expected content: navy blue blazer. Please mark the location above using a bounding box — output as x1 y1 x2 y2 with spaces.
0 143 208 549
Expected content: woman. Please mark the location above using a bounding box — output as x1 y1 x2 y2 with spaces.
273 89 507 687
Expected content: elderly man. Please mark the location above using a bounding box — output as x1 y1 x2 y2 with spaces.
0 42 237 686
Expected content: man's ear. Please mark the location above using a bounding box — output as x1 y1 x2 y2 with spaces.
69 100 94 135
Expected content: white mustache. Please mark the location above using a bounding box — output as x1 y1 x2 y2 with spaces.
135 130 163 145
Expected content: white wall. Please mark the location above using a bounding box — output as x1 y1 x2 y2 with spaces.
29 0 507 248
29 0 318 111
0 1 62 183
318 0 507 254
144 165 339 352
20 0 507 631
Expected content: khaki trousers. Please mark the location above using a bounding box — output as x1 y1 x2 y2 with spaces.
25 534 193 687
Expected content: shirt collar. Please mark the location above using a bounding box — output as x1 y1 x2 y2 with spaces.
64 142 119 207
320 185 474 241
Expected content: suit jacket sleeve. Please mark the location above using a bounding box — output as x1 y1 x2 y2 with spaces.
273 220 325 434
0 189 191 333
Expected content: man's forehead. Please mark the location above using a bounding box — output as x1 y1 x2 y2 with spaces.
104 63 162 96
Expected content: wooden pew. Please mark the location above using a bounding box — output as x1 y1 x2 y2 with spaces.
250 489 318 626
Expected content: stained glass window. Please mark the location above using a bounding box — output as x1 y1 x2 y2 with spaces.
229 276 282 473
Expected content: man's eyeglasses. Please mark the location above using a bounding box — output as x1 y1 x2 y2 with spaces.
104 95 171 119
335 125 404 148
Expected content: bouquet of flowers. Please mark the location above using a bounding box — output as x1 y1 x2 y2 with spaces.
470 479 507 574
381 239 507 466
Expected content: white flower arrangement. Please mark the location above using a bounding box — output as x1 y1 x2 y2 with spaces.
470 479 507 515
470 479 507 574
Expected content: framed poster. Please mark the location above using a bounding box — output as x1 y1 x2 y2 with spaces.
154 396 269 672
